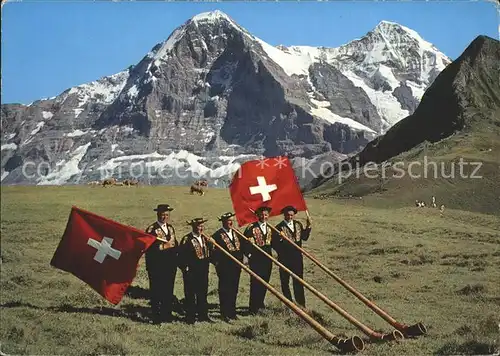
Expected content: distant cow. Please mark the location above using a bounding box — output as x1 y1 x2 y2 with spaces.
123 178 139 187
102 177 116 187
190 180 208 196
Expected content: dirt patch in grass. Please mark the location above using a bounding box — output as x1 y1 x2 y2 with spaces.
368 247 401 255
231 321 269 340
457 284 487 296
400 254 435 265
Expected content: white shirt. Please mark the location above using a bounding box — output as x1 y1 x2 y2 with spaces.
223 228 234 241
284 219 295 232
157 221 170 236
192 233 205 248
259 222 267 235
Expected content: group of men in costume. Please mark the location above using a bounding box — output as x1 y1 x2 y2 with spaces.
145 203 312 324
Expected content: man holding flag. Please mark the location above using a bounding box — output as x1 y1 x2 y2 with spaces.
145 204 179 323
242 205 274 314
229 155 311 311
273 205 312 307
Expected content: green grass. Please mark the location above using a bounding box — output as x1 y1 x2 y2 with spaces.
1 185 499 355
308 128 500 215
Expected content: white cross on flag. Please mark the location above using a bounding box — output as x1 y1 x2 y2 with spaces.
50 206 157 304
229 156 307 226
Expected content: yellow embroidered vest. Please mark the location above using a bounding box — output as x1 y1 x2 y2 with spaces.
281 222 302 243
190 236 210 259
156 225 176 251
251 225 272 246
220 230 240 252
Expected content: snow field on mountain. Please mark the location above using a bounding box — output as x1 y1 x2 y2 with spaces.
37 143 92 185
92 150 247 184
343 70 410 126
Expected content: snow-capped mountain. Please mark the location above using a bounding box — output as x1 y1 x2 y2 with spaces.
307 35 500 196
1 10 451 186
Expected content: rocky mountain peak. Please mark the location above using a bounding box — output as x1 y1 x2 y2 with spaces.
307 35 500 195
373 20 426 42
190 10 235 25
1 11 457 186
352 35 498 166
368 20 451 80
145 10 248 63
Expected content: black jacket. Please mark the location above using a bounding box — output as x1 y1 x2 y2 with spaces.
272 220 311 257
144 222 178 270
178 232 211 271
211 228 244 267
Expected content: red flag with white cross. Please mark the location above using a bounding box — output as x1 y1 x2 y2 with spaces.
229 156 307 226
50 206 156 305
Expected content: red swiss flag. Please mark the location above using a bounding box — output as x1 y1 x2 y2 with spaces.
50 206 156 305
229 156 307 226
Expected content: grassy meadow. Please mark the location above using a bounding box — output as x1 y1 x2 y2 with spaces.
1 185 499 355
309 126 500 216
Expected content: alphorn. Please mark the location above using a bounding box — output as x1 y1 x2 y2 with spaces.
267 223 427 338
201 233 364 353
232 228 403 343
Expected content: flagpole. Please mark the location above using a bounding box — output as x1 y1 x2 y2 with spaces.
305 209 312 224
200 232 364 353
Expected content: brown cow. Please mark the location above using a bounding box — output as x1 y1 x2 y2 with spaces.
123 178 139 187
190 180 208 196
102 177 117 187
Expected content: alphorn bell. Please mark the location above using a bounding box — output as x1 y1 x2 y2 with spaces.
201 233 365 353
232 228 403 343
267 223 427 338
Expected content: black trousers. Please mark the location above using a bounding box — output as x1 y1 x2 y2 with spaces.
146 260 177 320
183 261 210 320
217 264 241 318
279 252 305 307
248 246 272 313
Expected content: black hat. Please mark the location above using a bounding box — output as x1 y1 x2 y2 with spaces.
186 217 208 226
154 204 174 212
218 212 235 221
281 205 297 214
255 206 272 214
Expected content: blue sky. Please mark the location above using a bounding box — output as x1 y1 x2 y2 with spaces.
2 1 498 104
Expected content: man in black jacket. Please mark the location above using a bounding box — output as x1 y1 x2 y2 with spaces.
178 218 212 323
242 205 273 314
273 205 311 307
211 212 244 321
145 204 179 323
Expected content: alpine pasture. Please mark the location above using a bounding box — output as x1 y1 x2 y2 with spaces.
1 185 499 355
